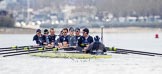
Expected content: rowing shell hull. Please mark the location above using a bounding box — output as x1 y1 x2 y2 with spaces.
30 52 112 59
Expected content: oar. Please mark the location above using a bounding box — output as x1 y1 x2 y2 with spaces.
2 47 78 57
116 48 162 56
0 48 24 52
0 46 77 55
106 47 162 56
114 50 156 56
0 48 41 55
0 45 34 50
0 46 41 52
3 49 53 57
0 47 55 55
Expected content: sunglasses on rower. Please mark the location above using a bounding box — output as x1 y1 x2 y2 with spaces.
63 32 67 33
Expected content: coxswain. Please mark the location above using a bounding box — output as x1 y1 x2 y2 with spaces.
86 35 107 55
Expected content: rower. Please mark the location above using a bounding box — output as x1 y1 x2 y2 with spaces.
33 29 43 46
68 27 76 46
86 35 107 55
57 28 69 48
49 28 57 47
74 27 81 46
42 29 51 47
77 28 93 52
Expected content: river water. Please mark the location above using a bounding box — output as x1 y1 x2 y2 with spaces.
0 32 162 74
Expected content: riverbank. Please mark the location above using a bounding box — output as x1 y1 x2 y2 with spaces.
0 28 36 34
0 27 161 34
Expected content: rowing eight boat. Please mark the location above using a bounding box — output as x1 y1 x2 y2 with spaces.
31 52 112 59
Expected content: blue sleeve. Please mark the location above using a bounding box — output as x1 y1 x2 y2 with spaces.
58 36 62 43
55 36 60 45
48 36 52 43
33 35 37 41
42 35 46 43
91 37 93 43
77 36 84 47
89 36 93 43
33 35 39 44
65 36 69 43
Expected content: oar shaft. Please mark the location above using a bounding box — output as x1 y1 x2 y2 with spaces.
2 47 78 57
0 45 33 49
117 48 162 55
0 46 42 52
114 50 155 56
0 49 22 52
0 49 39 55
107 47 162 56
3 50 52 57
